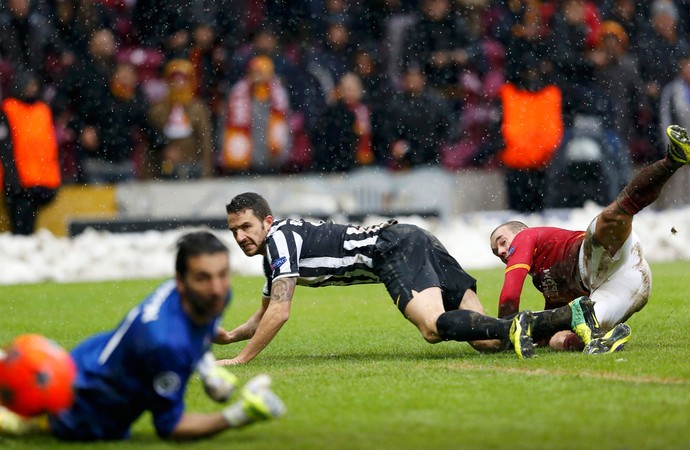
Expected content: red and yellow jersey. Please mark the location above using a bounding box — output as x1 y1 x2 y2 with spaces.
499 227 588 316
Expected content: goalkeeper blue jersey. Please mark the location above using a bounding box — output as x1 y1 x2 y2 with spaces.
49 279 228 440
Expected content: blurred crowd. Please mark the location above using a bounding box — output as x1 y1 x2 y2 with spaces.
0 0 689 187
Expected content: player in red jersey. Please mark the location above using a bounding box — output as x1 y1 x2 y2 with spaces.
490 125 690 354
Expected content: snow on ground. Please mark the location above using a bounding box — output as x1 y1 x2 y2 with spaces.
1 202 690 285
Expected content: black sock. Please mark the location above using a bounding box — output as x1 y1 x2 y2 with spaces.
531 306 572 341
436 310 511 341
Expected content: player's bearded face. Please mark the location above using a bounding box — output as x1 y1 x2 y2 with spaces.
178 253 230 325
228 210 272 256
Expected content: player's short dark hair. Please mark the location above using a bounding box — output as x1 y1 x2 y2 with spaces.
175 230 228 277
226 192 273 219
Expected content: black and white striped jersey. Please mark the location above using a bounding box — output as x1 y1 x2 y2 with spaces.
261 218 390 296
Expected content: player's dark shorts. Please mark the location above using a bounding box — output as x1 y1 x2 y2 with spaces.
373 223 477 313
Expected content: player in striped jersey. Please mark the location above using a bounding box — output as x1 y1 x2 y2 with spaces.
490 125 690 354
213 192 602 362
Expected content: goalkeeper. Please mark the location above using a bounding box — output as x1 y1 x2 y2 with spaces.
0 231 285 440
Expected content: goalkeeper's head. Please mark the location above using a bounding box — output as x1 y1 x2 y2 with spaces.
175 231 232 325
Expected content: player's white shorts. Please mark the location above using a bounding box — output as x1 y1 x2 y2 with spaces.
578 218 652 330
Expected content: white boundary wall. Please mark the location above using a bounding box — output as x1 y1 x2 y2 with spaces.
114 167 508 222
114 165 690 222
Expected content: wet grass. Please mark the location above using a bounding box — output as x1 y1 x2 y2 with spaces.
1 261 690 449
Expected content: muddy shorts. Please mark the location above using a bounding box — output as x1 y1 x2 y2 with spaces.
579 217 652 329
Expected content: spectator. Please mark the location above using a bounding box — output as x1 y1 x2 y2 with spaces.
677 0 690 36
0 0 683 188
402 0 477 100
499 0 552 81
135 1 244 56
498 62 563 212
638 1 690 91
228 25 298 97
284 42 328 139
53 28 119 182
78 62 154 184
438 2 505 170
589 21 649 164
188 22 226 119
659 53 690 145
98 0 138 48
313 0 351 41
378 66 452 169
0 72 61 235
0 0 64 80
546 2 630 204
219 55 291 174
440 70 503 170
636 0 690 156
350 44 391 165
351 44 391 115
312 72 374 172
349 0 418 45
263 0 311 44
49 0 117 86
600 0 645 54
131 0 194 48
57 27 118 102
0 59 13 99
482 0 525 46
278 32 331 171
304 21 354 102
378 0 419 87
51 0 112 57
146 58 214 179
455 1 550 172
544 65 629 208
205 0 250 55
547 0 602 118
227 25 314 166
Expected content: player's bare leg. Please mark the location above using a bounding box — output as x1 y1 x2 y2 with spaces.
549 330 576 350
403 287 447 343
595 125 690 256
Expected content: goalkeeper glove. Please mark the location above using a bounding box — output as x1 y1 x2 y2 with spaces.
222 374 286 428
197 352 238 402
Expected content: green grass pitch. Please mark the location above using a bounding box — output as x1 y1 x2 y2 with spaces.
1 261 690 450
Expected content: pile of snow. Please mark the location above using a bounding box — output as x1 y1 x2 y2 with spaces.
2 202 690 285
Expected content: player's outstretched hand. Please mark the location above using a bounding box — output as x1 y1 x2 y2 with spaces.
213 328 234 345
202 366 238 402
217 357 244 366
221 374 286 427
197 352 238 402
